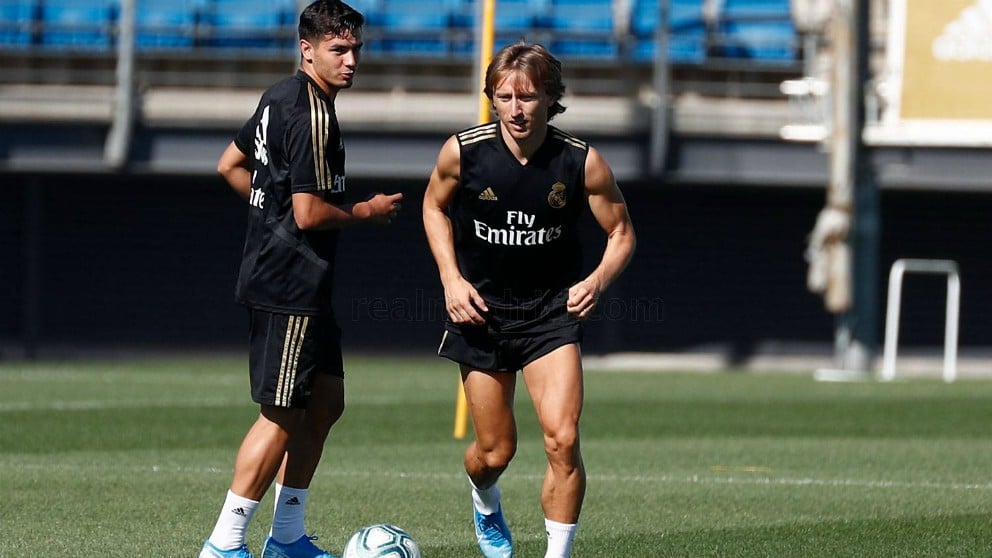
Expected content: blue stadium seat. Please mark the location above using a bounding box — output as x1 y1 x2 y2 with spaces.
377 0 452 57
721 0 792 19
345 0 382 23
630 0 706 64
716 0 797 62
0 0 36 48
136 0 200 50
41 0 115 49
547 0 618 59
449 0 546 58
204 0 295 51
452 0 544 32
719 19 796 61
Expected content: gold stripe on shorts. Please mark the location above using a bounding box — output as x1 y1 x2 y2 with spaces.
275 315 310 407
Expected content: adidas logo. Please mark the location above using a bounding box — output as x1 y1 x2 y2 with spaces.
285 496 301 506
231 507 247 517
479 187 498 201
932 0 992 61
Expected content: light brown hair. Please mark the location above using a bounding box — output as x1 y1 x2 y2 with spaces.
484 41 567 120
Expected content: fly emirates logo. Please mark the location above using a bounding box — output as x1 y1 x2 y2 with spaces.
474 210 562 246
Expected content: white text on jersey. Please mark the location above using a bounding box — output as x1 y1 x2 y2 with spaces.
506 210 536 228
254 105 270 165
473 220 562 246
249 188 265 209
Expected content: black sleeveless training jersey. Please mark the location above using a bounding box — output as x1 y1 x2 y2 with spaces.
232 70 347 316
450 122 587 334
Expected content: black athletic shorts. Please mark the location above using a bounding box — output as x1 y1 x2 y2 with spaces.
248 309 344 408
437 323 582 373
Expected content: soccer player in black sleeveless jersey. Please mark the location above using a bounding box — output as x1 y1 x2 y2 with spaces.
423 42 636 558
201 2 402 558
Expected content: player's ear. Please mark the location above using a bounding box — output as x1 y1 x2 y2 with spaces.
300 39 314 62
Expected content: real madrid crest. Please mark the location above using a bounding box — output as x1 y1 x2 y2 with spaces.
548 182 567 209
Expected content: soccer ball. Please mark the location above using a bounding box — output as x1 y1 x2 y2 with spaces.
342 523 421 558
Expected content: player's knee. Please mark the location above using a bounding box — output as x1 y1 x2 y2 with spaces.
480 440 516 470
543 426 580 464
306 400 344 440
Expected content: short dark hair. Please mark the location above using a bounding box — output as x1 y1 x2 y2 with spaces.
299 0 365 43
484 41 567 120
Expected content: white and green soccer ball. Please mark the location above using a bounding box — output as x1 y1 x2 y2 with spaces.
342 523 421 558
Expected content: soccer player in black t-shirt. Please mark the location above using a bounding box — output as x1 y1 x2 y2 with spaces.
200 2 402 558
423 42 636 558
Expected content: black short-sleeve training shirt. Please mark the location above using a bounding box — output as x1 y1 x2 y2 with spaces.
232 70 347 316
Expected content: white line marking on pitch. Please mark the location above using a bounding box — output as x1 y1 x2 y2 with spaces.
7 462 986 493
0 398 243 411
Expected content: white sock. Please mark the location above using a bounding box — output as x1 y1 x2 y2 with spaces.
469 477 502 515
270 484 309 543
544 518 578 558
207 490 259 550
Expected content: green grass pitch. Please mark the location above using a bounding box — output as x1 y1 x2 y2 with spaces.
2 355 991 557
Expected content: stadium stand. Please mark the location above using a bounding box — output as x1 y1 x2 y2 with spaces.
202 0 297 52
714 0 797 62
373 0 453 57
0 0 805 130
40 0 116 49
630 0 708 63
3 0 803 66
0 0 35 48
135 0 199 50
450 0 549 57
546 0 619 59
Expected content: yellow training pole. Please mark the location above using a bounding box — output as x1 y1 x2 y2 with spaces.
475 0 495 128
455 0 496 440
454 379 470 439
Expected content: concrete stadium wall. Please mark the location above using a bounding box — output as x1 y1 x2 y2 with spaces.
2 173 990 359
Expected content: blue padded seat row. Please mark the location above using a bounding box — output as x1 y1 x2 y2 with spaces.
451 0 545 33
136 0 201 49
203 0 297 50
0 0 35 47
447 0 548 57
551 37 618 58
547 0 618 59
345 0 381 20
373 0 453 57
633 33 707 63
718 19 796 61
720 0 792 19
41 0 116 49
630 0 706 63
548 0 612 31
716 0 796 61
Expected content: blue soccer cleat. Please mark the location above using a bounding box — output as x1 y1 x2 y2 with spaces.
261 535 338 558
199 540 255 558
474 506 513 558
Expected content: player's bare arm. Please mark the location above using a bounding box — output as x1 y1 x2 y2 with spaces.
217 141 252 201
567 146 636 320
423 135 488 325
293 191 402 230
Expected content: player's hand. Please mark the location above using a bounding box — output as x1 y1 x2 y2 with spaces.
443 276 488 325
567 278 601 320
365 192 403 224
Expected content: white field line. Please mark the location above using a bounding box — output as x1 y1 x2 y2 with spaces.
0 397 244 411
3 462 991 493
0 394 436 412
0 370 242 385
